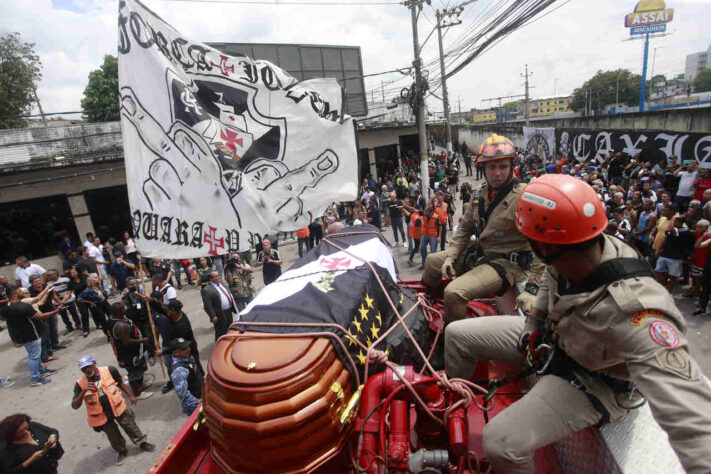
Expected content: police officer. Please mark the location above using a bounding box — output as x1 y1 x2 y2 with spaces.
423 134 544 322
445 175 711 473
167 338 203 415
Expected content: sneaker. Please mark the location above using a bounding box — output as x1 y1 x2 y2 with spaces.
140 442 156 452
42 368 59 376
692 309 706 316
63 328 74 335
117 452 127 466
161 381 174 394
136 391 153 401
30 378 52 387
403 242 408 247
0 377 15 388
52 345 67 351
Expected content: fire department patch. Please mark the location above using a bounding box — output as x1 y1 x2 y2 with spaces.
649 321 679 348
630 309 664 326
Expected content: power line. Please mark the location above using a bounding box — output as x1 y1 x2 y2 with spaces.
161 0 400 4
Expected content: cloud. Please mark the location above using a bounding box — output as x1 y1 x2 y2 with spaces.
1 0 708 120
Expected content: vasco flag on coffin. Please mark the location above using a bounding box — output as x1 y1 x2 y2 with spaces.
235 225 430 382
117 0 358 258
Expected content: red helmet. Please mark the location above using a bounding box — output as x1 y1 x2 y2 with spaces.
477 134 515 164
516 175 608 245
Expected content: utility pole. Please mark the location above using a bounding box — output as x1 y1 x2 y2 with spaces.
406 0 430 191
381 80 385 103
435 6 463 153
32 85 47 127
521 64 533 125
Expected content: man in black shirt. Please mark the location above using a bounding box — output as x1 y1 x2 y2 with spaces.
5 286 60 386
77 247 98 276
62 250 80 276
255 238 282 286
122 277 156 364
108 253 136 292
388 192 406 246
147 259 173 287
106 302 153 400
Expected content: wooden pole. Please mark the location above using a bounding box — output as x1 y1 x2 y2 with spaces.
147 308 167 379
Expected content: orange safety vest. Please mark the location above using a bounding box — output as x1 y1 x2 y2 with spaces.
77 366 127 427
296 226 310 239
420 215 439 238
434 202 448 224
409 212 421 239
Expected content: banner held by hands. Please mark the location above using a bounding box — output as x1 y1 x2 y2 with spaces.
118 0 358 258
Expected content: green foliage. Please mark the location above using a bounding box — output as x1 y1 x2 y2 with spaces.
569 69 641 112
693 68 711 93
0 32 42 129
502 100 520 111
81 55 119 122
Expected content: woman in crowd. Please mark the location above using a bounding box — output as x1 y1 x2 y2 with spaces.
76 273 110 339
196 257 216 288
0 414 63 474
122 231 148 279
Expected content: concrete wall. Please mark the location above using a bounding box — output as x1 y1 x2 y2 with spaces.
358 125 417 149
0 122 122 171
453 107 711 151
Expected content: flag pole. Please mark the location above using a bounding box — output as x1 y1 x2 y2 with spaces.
147 306 167 379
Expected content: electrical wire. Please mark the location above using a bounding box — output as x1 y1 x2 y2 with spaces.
162 0 399 4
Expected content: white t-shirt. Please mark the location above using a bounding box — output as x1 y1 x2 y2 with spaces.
160 284 177 304
88 245 105 264
677 170 698 197
15 263 46 288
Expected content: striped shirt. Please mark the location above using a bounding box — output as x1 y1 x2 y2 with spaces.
51 276 74 302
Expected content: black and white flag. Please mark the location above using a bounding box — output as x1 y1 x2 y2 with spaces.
236 225 430 380
118 0 358 258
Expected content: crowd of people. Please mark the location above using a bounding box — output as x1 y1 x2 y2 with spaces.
1 136 710 472
513 148 711 312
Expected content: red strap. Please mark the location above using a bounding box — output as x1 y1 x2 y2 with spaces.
216 284 233 307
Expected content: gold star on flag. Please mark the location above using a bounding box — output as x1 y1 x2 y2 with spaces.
347 331 357 347
399 293 404 304
375 312 382 325
366 337 373 346
353 319 362 333
370 325 380 339
364 294 374 309
358 304 369 321
357 351 367 365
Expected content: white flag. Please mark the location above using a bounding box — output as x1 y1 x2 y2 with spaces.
523 127 556 163
118 0 358 258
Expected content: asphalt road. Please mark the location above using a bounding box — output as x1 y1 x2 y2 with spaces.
0 172 708 474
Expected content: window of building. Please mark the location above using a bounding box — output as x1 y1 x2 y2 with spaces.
0 194 78 265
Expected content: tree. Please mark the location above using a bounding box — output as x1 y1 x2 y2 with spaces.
81 55 119 122
0 32 42 129
569 69 641 112
693 68 711 93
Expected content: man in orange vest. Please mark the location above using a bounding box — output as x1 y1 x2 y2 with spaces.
71 355 155 466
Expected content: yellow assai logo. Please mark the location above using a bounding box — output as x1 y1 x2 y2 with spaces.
624 0 674 27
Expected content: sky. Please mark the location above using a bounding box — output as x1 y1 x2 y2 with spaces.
1 0 709 120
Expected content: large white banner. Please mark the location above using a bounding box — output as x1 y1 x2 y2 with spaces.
118 0 358 258
523 127 556 162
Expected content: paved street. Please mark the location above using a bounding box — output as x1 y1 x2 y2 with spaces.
1 172 709 473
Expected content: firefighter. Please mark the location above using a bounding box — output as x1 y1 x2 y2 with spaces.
422 134 544 322
445 174 711 474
